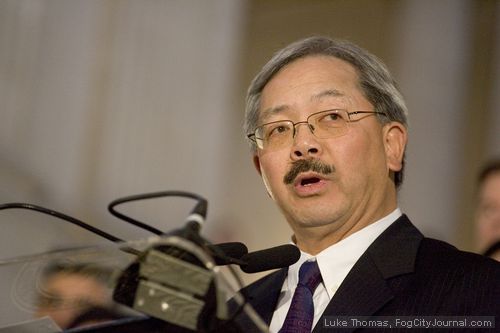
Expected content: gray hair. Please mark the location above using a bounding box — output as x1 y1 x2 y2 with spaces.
244 36 408 187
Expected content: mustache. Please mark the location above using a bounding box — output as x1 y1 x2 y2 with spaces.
283 159 335 185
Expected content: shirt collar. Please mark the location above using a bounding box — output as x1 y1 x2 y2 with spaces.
286 208 402 298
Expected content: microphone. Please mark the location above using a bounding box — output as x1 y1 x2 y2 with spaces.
208 242 248 265
0 195 252 331
239 244 300 273
183 199 207 235
108 192 244 332
165 198 208 244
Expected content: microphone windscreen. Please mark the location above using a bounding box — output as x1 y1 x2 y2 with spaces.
208 242 248 265
240 244 300 273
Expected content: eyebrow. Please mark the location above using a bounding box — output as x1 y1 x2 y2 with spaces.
259 89 346 122
260 104 290 122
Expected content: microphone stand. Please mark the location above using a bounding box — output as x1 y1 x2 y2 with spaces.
0 193 270 332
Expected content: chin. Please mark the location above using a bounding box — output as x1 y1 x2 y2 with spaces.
289 208 345 228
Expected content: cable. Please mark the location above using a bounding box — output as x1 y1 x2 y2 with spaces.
0 202 144 256
1 194 251 330
107 190 207 236
107 191 250 331
108 190 245 283
0 202 122 242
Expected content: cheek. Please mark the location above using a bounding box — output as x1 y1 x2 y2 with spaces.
258 153 288 189
260 168 275 200
329 132 386 184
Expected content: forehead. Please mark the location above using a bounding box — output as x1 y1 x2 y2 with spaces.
259 55 365 119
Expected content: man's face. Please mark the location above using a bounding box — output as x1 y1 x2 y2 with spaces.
35 273 110 328
253 55 405 247
475 171 500 251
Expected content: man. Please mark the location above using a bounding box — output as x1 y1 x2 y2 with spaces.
35 262 115 329
475 159 500 261
237 36 500 332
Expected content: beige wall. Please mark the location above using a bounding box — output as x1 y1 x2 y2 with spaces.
0 0 498 324
0 0 247 323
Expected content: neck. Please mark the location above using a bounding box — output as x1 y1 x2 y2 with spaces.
292 202 398 255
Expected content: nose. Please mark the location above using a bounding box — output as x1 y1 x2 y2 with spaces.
290 122 321 160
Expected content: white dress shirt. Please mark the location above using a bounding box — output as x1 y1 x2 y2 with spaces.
269 208 402 333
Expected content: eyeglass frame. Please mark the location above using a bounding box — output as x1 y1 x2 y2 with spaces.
247 109 387 150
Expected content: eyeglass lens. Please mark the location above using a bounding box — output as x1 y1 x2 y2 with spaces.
255 110 350 150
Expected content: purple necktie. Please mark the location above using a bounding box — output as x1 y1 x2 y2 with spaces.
279 260 322 333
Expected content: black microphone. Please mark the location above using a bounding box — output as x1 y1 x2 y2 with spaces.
166 198 208 245
208 242 248 265
183 199 207 235
239 244 300 273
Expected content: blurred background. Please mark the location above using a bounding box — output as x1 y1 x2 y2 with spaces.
0 0 499 323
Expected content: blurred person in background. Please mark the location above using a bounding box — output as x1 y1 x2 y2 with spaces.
475 159 500 261
483 241 500 262
34 262 115 329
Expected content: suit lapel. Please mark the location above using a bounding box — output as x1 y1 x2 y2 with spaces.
244 268 287 325
313 215 423 333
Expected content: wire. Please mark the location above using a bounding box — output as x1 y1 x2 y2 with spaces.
108 190 244 287
108 191 250 330
0 202 123 242
107 190 207 235
1 194 251 330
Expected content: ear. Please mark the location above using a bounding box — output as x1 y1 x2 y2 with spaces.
253 154 263 176
383 122 407 173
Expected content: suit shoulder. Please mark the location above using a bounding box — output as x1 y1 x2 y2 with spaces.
417 237 500 278
386 237 500 315
419 237 497 263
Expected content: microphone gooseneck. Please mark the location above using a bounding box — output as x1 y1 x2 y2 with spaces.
183 199 207 234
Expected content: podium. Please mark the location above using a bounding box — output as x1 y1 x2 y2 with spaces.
0 236 269 333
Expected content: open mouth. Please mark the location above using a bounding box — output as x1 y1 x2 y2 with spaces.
300 177 321 186
293 174 328 196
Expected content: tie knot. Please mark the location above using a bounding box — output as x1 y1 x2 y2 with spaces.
298 260 322 292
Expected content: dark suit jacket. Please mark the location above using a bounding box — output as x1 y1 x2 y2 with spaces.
234 215 500 332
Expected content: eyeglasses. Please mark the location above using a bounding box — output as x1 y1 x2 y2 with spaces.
247 109 386 151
